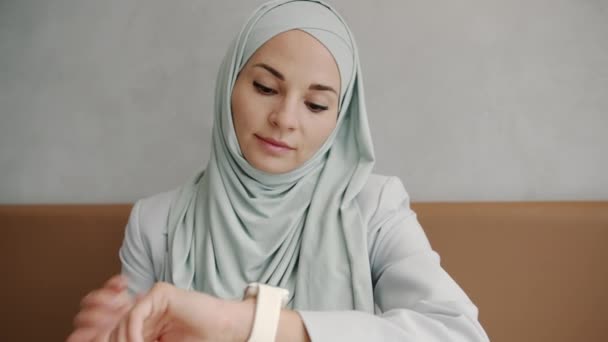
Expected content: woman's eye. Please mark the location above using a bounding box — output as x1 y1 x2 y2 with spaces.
253 81 276 95
306 102 329 113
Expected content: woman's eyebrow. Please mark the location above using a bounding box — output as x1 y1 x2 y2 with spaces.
309 83 337 95
254 63 284 80
253 62 337 95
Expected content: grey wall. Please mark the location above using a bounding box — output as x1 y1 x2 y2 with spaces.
1 0 607 203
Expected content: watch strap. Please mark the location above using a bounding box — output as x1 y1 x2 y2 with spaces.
244 283 289 342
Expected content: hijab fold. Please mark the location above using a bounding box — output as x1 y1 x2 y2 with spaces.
162 0 375 312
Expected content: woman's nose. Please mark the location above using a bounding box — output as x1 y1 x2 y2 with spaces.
268 97 298 131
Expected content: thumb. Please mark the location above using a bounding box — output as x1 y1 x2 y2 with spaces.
104 275 128 292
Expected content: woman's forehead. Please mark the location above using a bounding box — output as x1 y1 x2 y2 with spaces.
245 30 340 85
236 0 354 100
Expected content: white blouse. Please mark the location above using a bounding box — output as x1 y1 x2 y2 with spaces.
120 174 490 341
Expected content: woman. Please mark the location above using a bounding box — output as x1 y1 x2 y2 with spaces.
68 0 489 341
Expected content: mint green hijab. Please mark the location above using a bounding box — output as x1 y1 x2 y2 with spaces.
163 0 375 312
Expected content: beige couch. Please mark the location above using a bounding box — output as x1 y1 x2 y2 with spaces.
1 202 607 341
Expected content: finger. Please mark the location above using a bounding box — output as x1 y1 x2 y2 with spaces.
108 316 128 342
73 309 121 328
104 274 128 291
121 310 135 342
108 324 118 342
117 302 134 317
81 289 133 310
128 298 154 342
66 328 98 342
92 328 112 342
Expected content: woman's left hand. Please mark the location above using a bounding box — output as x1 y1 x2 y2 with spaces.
108 282 253 342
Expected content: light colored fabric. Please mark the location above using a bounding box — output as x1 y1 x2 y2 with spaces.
244 283 289 342
163 0 375 311
120 175 490 341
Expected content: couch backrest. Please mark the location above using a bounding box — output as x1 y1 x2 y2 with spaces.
1 202 607 341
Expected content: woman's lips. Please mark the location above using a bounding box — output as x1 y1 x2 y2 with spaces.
255 134 294 155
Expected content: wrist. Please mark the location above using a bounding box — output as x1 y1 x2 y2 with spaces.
221 297 256 342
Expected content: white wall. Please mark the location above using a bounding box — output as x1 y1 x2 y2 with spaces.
1 0 607 203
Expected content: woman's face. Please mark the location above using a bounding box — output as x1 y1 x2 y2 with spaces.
231 29 341 174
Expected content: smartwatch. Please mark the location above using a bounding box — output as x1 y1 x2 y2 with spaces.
243 282 289 342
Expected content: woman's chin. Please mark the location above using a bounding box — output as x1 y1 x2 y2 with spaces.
249 157 299 175
254 164 295 174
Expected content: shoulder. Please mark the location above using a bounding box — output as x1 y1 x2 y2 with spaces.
357 175 429 280
357 174 410 202
356 173 412 224
356 173 418 254
132 188 179 232
126 188 179 271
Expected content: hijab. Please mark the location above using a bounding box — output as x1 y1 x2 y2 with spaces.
163 0 375 312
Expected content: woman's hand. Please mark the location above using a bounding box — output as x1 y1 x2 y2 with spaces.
67 274 135 342
108 282 255 342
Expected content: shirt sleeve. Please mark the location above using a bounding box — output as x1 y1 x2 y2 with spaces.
119 199 156 295
297 177 490 342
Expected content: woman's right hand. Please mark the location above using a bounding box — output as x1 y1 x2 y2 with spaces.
66 275 135 342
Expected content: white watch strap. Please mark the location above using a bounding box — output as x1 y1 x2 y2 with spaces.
245 283 289 342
